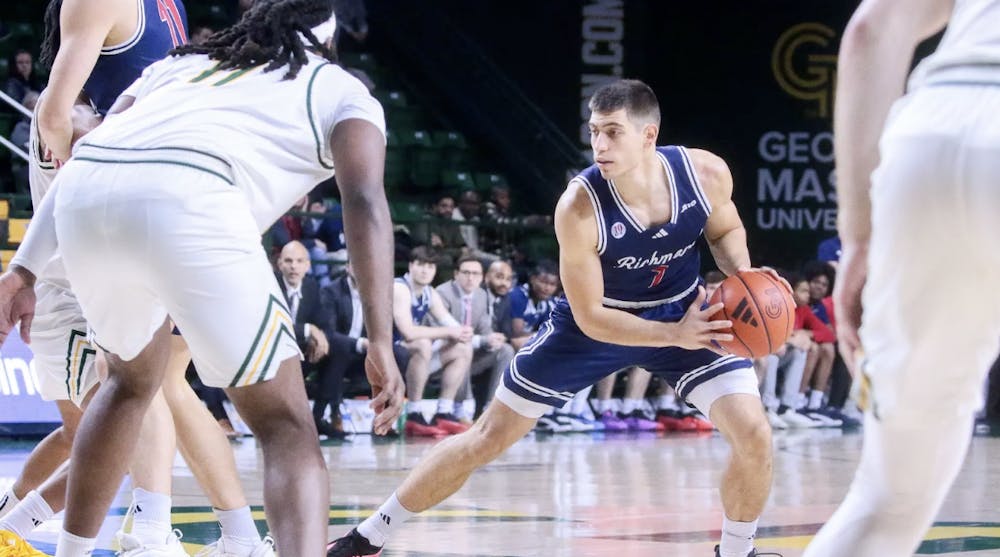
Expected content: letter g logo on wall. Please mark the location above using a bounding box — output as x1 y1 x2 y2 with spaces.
772 23 838 119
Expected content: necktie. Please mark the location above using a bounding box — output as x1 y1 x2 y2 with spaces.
462 296 472 327
288 290 301 321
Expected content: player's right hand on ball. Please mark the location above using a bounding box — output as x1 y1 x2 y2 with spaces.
672 286 733 352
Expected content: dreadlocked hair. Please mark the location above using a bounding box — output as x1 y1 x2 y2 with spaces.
40 0 63 69
170 0 337 80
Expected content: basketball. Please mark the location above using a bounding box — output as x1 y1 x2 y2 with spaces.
709 270 795 359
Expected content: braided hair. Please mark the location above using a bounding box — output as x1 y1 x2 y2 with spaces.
171 0 337 80
40 0 63 69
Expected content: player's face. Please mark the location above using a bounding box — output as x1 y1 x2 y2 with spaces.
455 261 484 293
486 263 514 296
589 109 649 179
793 281 811 307
409 260 437 286
530 273 560 300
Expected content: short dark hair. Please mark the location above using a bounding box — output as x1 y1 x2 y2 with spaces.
588 79 660 126
802 261 834 284
530 260 558 279
455 255 485 271
409 246 439 265
704 270 725 284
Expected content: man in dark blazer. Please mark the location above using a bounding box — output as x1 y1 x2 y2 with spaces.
436 256 514 418
275 240 330 382
314 261 410 436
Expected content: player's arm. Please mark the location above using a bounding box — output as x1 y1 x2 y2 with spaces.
695 149 750 276
391 283 459 342
557 182 727 349
836 0 952 246
37 0 127 163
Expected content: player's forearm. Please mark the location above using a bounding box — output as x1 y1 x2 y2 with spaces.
341 190 395 346
576 306 676 347
10 183 58 279
834 11 916 246
707 226 750 276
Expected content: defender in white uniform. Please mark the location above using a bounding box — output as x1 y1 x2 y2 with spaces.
805 1 1000 555
0 2 405 556
27 99 103 407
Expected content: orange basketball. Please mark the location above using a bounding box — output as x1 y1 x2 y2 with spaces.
709 270 795 359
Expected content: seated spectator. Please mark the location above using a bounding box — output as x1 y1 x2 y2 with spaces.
483 259 515 342
3 50 41 113
798 262 842 423
411 194 465 272
302 194 345 286
703 269 725 299
333 0 369 52
393 247 474 436
10 91 39 193
436 256 514 419
480 185 551 261
190 25 215 45
509 261 559 350
313 261 409 437
267 194 308 258
275 241 330 373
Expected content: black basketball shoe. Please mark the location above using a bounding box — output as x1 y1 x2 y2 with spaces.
327 528 383 556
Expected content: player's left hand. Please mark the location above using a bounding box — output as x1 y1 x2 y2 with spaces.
738 266 793 295
0 266 37 345
365 341 405 435
833 243 867 377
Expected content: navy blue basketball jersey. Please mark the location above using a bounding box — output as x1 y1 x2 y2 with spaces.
509 284 555 334
393 274 433 341
84 0 188 114
573 145 711 310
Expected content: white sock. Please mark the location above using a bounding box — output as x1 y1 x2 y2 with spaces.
594 399 612 414
808 389 825 410
216 506 262 549
0 488 21 519
436 399 455 415
621 398 643 415
570 386 592 416
405 401 422 416
131 488 172 546
656 393 679 411
456 399 475 420
0 490 54 537
55 529 97 557
719 517 758 557
356 492 415 547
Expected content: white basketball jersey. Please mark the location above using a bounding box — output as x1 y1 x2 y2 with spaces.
80 51 385 230
27 104 71 290
909 0 1000 89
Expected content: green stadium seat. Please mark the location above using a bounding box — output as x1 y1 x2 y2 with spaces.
475 172 509 192
440 170 476 191
390 201 426 223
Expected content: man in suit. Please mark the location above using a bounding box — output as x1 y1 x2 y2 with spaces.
313 261 410 437
276 240 330 373
437 256 514 418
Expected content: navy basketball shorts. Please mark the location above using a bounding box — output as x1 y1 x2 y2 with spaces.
495 301 758 419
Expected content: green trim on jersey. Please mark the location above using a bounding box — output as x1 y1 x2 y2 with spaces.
229 294 295 387
73 157 234 186
77 143 231 167
306 63 335 170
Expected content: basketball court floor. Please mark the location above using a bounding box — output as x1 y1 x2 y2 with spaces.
1 426 998 556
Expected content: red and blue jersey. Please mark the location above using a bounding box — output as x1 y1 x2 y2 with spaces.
83 0 188 114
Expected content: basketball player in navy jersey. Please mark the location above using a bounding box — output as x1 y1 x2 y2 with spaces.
805 0 1000 555
329 79 787 557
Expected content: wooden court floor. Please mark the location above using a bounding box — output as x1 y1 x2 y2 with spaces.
2 427 998 556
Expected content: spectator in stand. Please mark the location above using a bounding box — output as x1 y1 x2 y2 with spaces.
704 270 725 299
190 25 215 45
10 91 40 193
480 185 552 261
411 194 465 273
817 235 842 271
267 194 308 259
483 259 515 340
302 194 346 286
333 0 368 52
453 189 498 263
3 49 41 112
794 267 850 427
509 261 559 350
393 247 474 436
436 256 513 421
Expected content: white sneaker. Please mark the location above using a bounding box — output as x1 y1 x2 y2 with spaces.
194 535 276 557
779 409 822 428
766 409 788 429
804 409 843 427
116 529 189 556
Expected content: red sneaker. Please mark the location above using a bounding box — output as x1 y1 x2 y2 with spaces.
657 409 697 431
682 414 715 431
404 413 448 436
432 413 471 434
